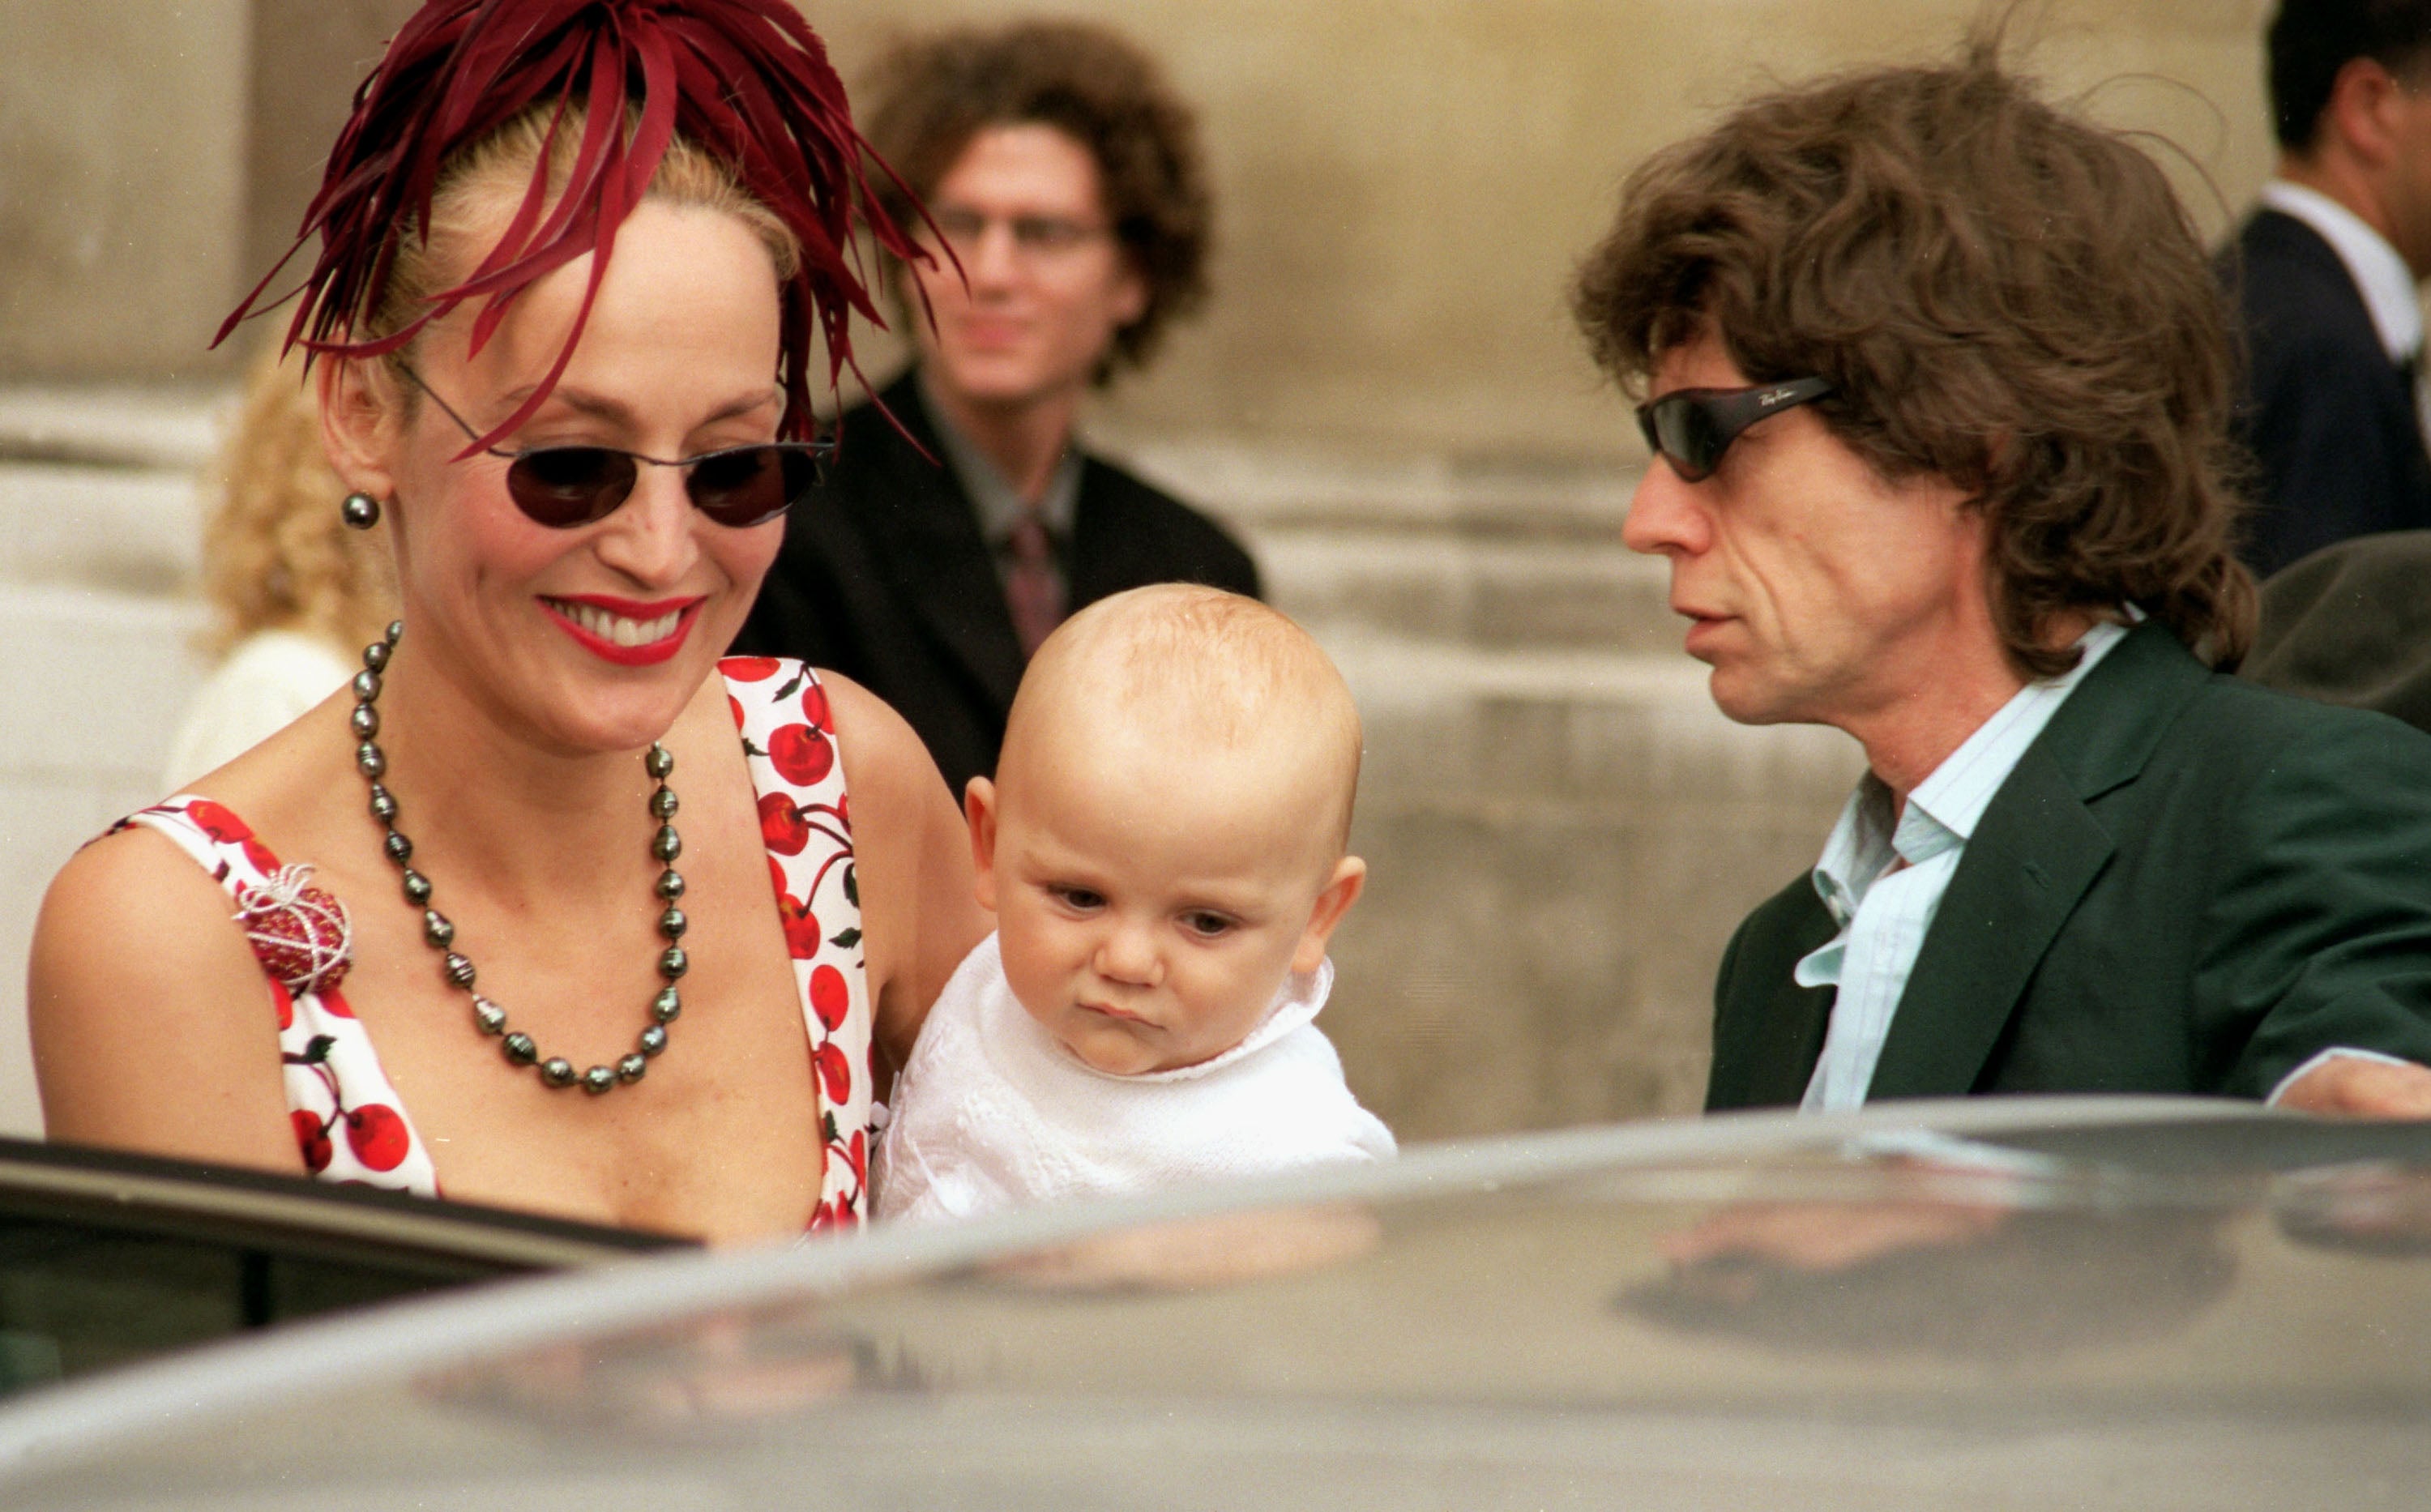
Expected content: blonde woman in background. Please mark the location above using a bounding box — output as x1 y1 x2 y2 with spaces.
164 348 399 788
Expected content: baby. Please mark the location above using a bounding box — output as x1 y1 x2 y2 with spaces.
874 584 1394 1223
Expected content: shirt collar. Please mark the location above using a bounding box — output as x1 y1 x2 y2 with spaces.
2261 179 2424 361
1808 618 2132 923
916 369 1083 541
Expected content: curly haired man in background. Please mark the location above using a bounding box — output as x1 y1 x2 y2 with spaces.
735 19 1259 800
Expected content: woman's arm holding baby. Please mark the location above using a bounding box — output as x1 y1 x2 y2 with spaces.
827 673 988 1086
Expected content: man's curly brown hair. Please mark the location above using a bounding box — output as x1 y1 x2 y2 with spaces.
862 19 1212 380
1572 43 2256 676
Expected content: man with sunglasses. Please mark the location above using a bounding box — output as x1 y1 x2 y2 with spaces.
1575 47 2431 1118
733 20 1259 801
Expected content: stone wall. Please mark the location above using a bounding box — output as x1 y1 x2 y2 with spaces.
3 1 2279 444
0 0 252 382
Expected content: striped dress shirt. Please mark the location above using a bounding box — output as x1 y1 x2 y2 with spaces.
1794 621 2129 1113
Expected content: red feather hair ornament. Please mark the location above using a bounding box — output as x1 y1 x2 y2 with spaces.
217 0 930 454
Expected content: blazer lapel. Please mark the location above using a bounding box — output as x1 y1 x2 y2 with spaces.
1864 748 2113 1099
1706 886 1841 1109
1865 622 2210 1100
853 374 1027 715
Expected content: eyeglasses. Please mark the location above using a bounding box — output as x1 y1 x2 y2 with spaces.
926 207 1109 259
396 365 831 529
1635 378 1834 482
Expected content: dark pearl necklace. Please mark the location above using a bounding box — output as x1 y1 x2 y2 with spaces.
350 621 686 1096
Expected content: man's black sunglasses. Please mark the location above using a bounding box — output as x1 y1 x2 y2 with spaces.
1635 377 1834 482
398 365 832 529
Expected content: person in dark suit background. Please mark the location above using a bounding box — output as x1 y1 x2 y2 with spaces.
733 20 1259 799
2218 0 2431 578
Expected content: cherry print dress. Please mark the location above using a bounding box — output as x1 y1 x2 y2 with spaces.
113 657 875 1229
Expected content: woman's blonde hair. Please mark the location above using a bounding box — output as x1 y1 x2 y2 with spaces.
365 105 804 364
200 347 397 658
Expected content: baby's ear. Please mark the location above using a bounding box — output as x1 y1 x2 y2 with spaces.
963 776 999 912
1291 856 1368 974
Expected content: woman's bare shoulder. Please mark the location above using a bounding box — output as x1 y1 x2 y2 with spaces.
822 670 956 814
29 822 296 1166
38 818 241 950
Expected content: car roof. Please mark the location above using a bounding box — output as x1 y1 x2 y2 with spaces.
3 1097 2428 1510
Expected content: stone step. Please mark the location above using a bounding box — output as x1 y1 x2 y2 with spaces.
1114 433 1673 651
1111 434 1634 540
1322 630 1858 810
0 385 229 472
0 461 201 593
1254 523 1677 654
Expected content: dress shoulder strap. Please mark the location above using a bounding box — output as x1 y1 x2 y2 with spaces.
116 797 439 1197
719 657 874 1229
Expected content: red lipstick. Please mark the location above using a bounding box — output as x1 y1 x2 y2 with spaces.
540 595 705 668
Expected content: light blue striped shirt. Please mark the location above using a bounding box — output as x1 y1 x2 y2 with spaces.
1794 621 2129 1113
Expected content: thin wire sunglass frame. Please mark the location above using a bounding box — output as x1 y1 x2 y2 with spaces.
396 364 833 530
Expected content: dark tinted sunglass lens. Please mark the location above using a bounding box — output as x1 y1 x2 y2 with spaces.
1635 405 1664 457
1652 396 1724 481
507 447 635 526
686 446 796 527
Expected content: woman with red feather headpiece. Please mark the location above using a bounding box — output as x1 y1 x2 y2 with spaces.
28 0 988 1243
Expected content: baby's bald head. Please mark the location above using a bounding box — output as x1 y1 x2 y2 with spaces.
1000 585 1362 854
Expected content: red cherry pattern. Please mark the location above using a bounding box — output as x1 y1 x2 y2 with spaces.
293 1110 333 1173
758 792 810 856
778 895 822 959
814 1041 852 1104
184 800 253 844
346 1104 410 1172
730 660 869 1228
767 723 834 785
135 797 431 1195
724 656 782 681
810 963 850 1031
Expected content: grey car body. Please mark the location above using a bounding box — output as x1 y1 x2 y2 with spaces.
1 1097 2426 1510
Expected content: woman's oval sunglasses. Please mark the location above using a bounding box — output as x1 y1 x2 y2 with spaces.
397 364 832 528
1635 377 1833 482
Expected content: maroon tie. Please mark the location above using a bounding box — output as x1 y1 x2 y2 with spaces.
1004 506 1065 658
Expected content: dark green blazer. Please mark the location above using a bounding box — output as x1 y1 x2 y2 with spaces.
1708 621 2431 1111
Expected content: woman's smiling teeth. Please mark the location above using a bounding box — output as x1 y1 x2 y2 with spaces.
548 599 684 647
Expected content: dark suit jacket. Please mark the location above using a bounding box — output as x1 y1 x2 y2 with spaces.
1708 621 2431 1111
733 372 1262 799
2218 207 2431 577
